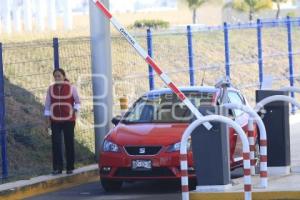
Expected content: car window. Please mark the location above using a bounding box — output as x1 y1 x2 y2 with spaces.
228 91 245 117
122 91 215 123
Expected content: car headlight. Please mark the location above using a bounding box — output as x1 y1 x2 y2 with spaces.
167 138 191 152
103 140 120 152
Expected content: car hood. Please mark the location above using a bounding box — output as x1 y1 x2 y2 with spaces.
108 123 189 146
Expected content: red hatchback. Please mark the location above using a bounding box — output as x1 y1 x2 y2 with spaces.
99 86 257 191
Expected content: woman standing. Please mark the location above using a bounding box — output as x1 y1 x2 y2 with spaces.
44 69 80 175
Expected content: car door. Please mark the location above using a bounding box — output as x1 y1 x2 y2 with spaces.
227 91 249 166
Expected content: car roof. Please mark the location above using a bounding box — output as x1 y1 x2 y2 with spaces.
143 86 239 96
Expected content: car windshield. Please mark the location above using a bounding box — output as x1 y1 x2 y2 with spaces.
121 91 215 124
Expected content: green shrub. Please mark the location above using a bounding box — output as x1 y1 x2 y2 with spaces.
133 19 170 29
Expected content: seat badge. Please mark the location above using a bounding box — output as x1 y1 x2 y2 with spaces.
139 147 146 154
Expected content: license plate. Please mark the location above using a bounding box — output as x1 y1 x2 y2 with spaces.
132 160 152 170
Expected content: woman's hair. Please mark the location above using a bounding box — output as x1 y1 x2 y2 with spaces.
53 68 66 77
53 68 69 82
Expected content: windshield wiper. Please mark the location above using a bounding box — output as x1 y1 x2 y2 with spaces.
120 119 133 124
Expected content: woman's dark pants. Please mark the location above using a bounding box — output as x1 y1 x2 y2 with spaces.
51 121 75 171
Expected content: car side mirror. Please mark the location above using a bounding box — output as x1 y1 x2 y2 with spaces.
111 116 122 126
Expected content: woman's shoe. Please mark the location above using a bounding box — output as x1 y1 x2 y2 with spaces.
66 170 73 174
52 170 62 175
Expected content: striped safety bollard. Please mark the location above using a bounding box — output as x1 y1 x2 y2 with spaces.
280 86 300 94
248 118 256 175
91 0 212 130
259 136 268 188
249 117 268 187
223 103 268 188
280 86 300 113
243 150 252 200
180 115 252 200
180 153 189 200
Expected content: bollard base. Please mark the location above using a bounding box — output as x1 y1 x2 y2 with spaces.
268 166 291 176
195 184 232 192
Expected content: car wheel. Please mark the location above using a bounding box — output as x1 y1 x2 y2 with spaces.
101 178 123 192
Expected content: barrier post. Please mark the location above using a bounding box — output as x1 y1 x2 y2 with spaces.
147 29 155 90
257 19 264 89
224 22 230 80
286 16 296 114
187 25 195 86
255 94 300 175
53 37 60 70
0 43 8 179
192 107 231 190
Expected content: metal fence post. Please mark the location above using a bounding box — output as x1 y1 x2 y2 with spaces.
224 22 230 80
0 43 8 179
53 38 60 69
257 19 264 89
187 25 195 86
286 16 296 114
147 29 155 90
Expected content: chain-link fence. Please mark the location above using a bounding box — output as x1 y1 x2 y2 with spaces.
1 39 95 182
2 41 54 180
1 17 300 182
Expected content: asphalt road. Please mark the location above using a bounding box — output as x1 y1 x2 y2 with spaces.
27 121 300 200
26 168 244 200
26 180 182 200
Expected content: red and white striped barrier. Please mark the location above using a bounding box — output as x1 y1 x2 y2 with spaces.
180 115 252 200
247 118 256 175
91 0 212 130
223 103 268 188
259 135 268 187
248 117 268 187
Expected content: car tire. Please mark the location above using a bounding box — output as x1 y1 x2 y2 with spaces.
101 178 123 192
188 178 197 190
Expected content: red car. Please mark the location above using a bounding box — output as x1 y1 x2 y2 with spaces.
99 86 257 191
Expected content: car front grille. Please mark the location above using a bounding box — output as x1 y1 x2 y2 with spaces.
114 167 175 177
124 146 162 155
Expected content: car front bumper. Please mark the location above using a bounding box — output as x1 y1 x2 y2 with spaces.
99 150 195 180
